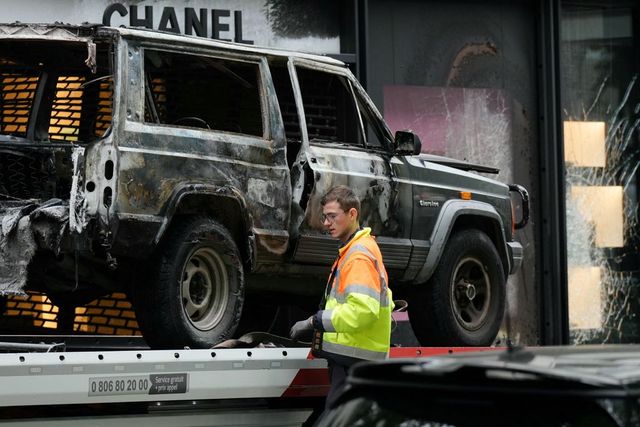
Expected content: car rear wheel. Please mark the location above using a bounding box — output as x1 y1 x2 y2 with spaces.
133 217 244 349
408 228 505 346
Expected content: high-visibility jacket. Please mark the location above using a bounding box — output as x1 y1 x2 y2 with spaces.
316 227 393 361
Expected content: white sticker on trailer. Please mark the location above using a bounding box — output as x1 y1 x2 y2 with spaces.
89 373 188 396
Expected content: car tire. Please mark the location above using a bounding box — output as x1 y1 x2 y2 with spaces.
408 228 505 346
133 217 244 349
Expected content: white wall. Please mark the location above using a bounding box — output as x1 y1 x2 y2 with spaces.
0 0 340 54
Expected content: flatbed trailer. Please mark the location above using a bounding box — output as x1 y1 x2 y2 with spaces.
0 342 492 426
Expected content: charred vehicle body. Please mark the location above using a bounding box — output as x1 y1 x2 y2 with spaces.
0 24 529 348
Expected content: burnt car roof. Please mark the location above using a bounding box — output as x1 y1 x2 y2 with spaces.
0 22 346 66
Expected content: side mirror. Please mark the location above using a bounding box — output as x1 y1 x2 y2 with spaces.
394 130 422 156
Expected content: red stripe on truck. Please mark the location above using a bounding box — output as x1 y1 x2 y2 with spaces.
280 347 499 398
280 367 331 397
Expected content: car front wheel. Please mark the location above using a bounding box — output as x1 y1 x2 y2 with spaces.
408 228 505 346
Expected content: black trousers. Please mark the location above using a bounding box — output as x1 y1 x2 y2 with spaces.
324 353 363 410
306 352 364 426
326 361 348 410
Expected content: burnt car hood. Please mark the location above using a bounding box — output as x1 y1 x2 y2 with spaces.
419 153 500 175
406 153 510 197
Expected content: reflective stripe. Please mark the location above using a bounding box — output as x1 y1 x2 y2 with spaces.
321 309 335 332
340 243 389 299
329 269 340 299
368 254 389 296
321 341 387 361
334 266 390 308
344 243 373 261
380 289 389 307
335 284 381 303
330 289 390 308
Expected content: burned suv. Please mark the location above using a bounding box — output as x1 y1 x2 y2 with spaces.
0 24 528 349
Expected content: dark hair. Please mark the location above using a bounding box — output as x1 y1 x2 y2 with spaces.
321 185 361 213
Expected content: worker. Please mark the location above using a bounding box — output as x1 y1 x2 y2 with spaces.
289 185 394 409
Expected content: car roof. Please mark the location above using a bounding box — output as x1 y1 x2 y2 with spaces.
0 22 346 66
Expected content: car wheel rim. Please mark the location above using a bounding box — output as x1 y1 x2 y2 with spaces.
450 256 491 331
180 247 229 331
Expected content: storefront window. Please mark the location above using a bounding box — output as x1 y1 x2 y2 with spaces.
561 2 640 343
367 1 539 344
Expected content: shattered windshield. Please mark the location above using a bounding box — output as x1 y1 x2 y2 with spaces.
0 40 113 143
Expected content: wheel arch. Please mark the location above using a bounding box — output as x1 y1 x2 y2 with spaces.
153 184 254 270
415 200 510 283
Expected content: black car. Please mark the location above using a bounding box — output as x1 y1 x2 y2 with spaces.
316 345 640 426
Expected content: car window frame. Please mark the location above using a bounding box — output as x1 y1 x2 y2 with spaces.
350 78 395 154
135 43 271 141
290 58 377 153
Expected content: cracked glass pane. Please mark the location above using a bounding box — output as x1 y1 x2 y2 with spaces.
376 2 539 345
561 3 640 343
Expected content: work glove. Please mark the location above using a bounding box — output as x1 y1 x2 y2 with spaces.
289 316 314 341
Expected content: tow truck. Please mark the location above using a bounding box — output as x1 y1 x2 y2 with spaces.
0 329 494 425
